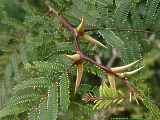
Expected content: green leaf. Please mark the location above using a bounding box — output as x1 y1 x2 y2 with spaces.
115 0 131 28
0 105 26 119
47 85 58 120
59 73 70 112
145 0 160 27
39 100 48 120
13 77 52 93
99 81 118 97
143 96 160 120
99 30 124 50
28 109 39 120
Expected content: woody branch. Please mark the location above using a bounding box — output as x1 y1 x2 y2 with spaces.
44 2 135 93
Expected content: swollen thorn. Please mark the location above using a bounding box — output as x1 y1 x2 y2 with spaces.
118 66 144 77
111 59 141 72
75 17 107 48
64 54 81 62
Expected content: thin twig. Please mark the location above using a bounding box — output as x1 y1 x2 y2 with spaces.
84 27 155 33
107 48 118 67
95 53 102 64
80 52 124 79
44 2 135 92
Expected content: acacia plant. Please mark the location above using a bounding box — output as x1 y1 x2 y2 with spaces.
0 0 160 120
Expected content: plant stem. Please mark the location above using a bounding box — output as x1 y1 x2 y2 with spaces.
84 27 154 33
44 2 134 92
80 52 123 79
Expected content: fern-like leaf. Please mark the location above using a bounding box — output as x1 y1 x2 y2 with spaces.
59 73 70 112
115 0 131 28
39 100 47 120
143 96 160 120
28 108 39 120
0 92 40 119
47 85 58 120
145 0 160 28
13 77 52 93
99 30 125 49
93 81 123 110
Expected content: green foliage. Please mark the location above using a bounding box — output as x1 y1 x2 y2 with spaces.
93 81 123 110
143 96 160 120
0 0 160 120
59 73 70 112
0 91 40 118
145 0 160 28
47 85 58 120
13 77 52 92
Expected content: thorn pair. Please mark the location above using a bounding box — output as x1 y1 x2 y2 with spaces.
64 53 83 93
75 17 107 48
107 59 144 90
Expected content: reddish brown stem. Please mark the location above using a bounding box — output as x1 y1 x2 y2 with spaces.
45 3 124 79
75 37 81 52
44 3 135 92
45 2 76 35
123 77 135 94
80 52 124 79
58 15 77 35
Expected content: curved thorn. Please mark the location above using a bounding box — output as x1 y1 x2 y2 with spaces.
76 17 85 33
123 66 144 76
111 59 141 72
117 66 144 77
64 54 81 61
75 62 84 93
129 92 132 102
83 33 107 48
